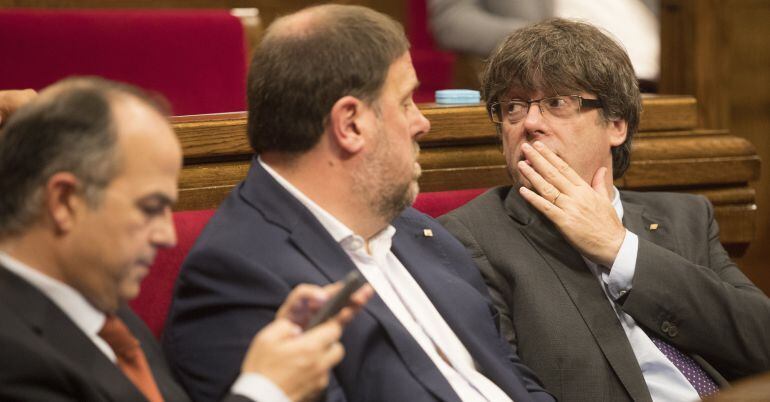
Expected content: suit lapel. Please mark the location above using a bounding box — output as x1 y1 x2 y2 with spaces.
243 162 462 401
391 217 525 400
291 223 462 402
0 267 146 402
621 196 678 253
505 190 652 401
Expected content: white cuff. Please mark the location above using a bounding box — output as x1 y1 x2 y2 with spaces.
603 229 638 300
231 372 291 402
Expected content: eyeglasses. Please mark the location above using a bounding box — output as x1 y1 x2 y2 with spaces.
487 95 603 125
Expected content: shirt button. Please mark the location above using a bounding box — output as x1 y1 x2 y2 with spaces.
618 290 628 297
668 324 679 338
661 321 671 333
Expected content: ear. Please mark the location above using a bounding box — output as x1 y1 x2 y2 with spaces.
607 118 628 147
45 172 82 234
328 95 368 154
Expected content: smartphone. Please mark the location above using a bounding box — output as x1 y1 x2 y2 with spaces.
306 270 368 329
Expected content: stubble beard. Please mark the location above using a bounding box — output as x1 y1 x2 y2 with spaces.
352 134 421 223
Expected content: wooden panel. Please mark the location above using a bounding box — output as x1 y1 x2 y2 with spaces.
725 0 770 292
661 0 770 291
172 112 249 161
169 95 759 257
637 95 697 131
171 95 699 161
660 0 730 129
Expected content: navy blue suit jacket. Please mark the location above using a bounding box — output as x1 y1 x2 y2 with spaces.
163 159 553 402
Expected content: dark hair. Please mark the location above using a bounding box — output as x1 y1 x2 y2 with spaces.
0 77 164 236
482 18 642 178
246 4 409 155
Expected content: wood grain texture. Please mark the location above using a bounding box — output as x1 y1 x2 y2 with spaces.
170 96 759 257
660 0 770 291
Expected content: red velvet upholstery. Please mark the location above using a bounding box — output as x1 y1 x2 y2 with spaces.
407 0 455 103
412 188 486 218
129 209 215 338
0 9 247 115
131 189 486 338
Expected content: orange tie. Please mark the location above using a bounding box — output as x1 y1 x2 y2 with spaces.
98 314 164 402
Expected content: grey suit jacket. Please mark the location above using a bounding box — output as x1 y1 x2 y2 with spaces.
440 186 770 402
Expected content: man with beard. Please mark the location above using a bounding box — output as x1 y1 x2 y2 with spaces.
439 18 770 402
163 4 553 402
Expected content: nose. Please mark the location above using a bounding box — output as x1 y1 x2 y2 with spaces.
150 208 177 249
412 106 431 140
522 101 547 138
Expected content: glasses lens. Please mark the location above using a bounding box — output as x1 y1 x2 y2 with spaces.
541 96 580 119
506 101 529 123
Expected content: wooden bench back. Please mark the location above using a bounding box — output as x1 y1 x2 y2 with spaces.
171 94 760 255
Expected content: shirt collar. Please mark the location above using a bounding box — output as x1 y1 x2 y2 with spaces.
259 157 397 253
0 252 106 338
611 186 624 220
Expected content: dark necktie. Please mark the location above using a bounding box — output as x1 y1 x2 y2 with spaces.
648 335 719 397
99 314 165 402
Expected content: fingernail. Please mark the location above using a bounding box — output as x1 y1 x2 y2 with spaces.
534 141 544 149
522 143 532 151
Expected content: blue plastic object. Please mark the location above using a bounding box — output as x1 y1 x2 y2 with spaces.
434 89 481 105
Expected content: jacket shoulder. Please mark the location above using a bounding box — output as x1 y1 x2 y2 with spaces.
439 186 512 224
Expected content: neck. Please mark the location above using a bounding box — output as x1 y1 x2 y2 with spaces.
261 152 388 240
0 228 64 281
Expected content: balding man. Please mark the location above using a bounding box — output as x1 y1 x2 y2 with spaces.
0 77 370 402
163 5 553 402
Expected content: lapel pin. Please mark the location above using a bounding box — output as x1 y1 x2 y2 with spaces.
648 223 659 231
423 229 434 237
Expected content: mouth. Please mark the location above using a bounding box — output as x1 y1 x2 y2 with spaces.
519 143 560 164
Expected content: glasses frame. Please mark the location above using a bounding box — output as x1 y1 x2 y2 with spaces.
487 95 603 125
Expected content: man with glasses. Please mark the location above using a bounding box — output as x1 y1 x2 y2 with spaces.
164 5 554 402
440 18 770 401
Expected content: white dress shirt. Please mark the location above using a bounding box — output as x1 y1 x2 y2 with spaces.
0 252 288 402
260 158 512 402
583 188 699 402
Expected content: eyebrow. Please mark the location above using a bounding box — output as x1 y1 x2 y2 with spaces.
135 192 176 208
402 80 420 102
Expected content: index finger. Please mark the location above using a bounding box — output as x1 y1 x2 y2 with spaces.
520 142 575 193
531 141 586 186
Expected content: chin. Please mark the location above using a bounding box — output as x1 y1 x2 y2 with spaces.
406 180 420 206
118 283 142 304
118 268 148 302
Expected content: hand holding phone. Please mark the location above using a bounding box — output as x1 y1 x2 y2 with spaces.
306 270 368 329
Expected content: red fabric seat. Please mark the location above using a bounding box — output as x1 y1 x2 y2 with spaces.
131 189 486 338
129 209 215 337
0 9 247 115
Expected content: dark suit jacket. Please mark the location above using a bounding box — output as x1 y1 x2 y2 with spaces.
163 160 554 402
0 266 192 402
439 186 770 402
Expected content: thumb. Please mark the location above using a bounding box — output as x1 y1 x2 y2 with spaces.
591 167 611 200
